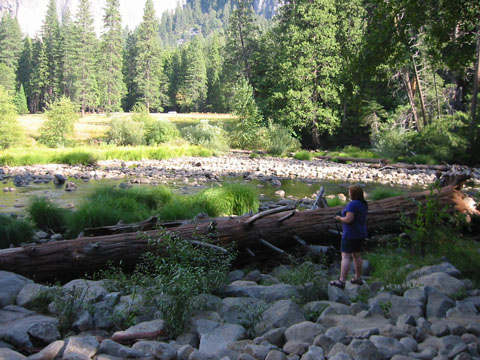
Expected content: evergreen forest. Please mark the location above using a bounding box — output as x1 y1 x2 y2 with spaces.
0 0 479 164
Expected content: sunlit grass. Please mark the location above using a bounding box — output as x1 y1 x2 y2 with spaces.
0 144 213 166
368 188 405 201
316 145 381 159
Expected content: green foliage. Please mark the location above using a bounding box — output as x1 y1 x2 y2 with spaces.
304 303 329 322
379 301 392 317
375 125 412 160
0 145 212 166
293 151 312 161
39 96 79 148
400 187 451 256
66 186 172 237
369 188 405 201
239 303 267 338
130 106 180 145
182 121 230 154
0 214 34 248
14 85 29 115
264 122 301 156
0 86 23 149
327 197 346 207
26 197 67 233
159 183 259 220
350 287 371 304
107 117 145 146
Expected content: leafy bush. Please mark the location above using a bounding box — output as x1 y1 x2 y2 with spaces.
182 121 230 154
375 126 412 160
0 214 34 248
327 197 346 207
38 96 78 148
369 188 404 201
107 117 145 146
26 197 67 233
293 151 312 161
264 123 300 156
0 86 23 149
144 120 180 145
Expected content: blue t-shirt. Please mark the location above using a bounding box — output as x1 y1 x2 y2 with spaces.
341 200 368 240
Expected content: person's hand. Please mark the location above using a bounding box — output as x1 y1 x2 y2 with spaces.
335 215 341 221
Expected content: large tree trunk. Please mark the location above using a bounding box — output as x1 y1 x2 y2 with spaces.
0 186 478 282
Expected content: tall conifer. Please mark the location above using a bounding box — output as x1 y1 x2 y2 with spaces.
41 0 61 100
99 0 126 113
134 0 164 112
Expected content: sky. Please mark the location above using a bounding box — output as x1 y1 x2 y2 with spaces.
16 0 184 37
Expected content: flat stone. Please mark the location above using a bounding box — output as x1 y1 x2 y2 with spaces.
27 340 65 360
0 348 26 359
63 336 100 360
111 319 166 343
99 339 147 358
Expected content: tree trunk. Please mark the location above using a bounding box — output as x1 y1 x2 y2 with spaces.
470 28 480 142
402 69 419 130
412 56 428 128
0 186 477 282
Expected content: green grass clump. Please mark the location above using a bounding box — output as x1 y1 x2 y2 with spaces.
0 145 213 166
369 188 405 201
26 197 67 233
293 151 312 161
317 146 380 159
327 197 346 207
0 214 34 248
159 183 259 220
66 186 173 237
397 154 437 165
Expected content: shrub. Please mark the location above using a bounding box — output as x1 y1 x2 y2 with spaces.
0 214 34 248
107 117 145 146
293 151 312 161
369 188 404 201
182 121 229 154
25 197 67 233
327 197 346 207
144 120 180 145
38 96 78 148
264 123 300 156
375 126 412 159
0 86 23 149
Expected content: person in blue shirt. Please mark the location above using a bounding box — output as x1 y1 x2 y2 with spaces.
330 184 368 289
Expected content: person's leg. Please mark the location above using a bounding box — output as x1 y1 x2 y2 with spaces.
352 251 363 280
340 252 351 282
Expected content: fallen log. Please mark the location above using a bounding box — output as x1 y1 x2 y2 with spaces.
0 186 478 281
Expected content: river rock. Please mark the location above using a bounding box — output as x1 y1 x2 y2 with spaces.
15 283 49 307
111 319 166 343
0 348 26 359
219 297 267 325
196 320 246 358
98 339 146 358
224 283 299 303
255 300 306 336
284 321 325 343
0 271 33 307
62 279 108 303
410 272 465 297
426 287 455 319
406 263 462 280
369 335 408 359
63 335 100 359
132 340 176 360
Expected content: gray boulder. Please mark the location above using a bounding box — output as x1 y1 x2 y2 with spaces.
132 341 176 360
111 319 166 343
196 320 246 358
0 271 32 307
99 339 146 358
254 327 286 347
255 300 305 336
446 300 480 321
406 263 461 280
27 340 65 360
437 335 467 359
224 283 299 303
62 336 100 360
265 350 288 360
0 348 26 359
426 287 455 319
0 305 59 349
219 297 267 325
328 284 351 305
410 272 465 297
328 353 352 360
368 293 424 320
345 339 381 360
62 279 108 303
15 283 49 308
284 321 325 344
369 335 408 360
300 345 324 360
283 340 310 356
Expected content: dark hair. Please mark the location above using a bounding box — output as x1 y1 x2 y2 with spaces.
349 184 368 207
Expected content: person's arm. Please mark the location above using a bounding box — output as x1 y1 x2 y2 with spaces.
335 211 354 223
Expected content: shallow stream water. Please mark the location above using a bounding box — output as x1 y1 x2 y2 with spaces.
0 175 425 216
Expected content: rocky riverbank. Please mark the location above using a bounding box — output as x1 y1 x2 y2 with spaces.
2 154 479 190
0 261 479 359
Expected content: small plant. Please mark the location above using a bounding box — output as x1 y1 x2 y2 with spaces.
369 188 404 201
304 303 329 322
25 197 67 233
107 117 145 146
264 123 300 156
0 214 34 248
38 96 79 148
379 300 392 317
350 287 371 304
293 151 312 161
239 303 267 338
451 287 467 301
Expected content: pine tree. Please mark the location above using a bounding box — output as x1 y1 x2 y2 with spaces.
123 30 138 111
59 8 76 98
0 13 22 92
271 0 341 147
176 36 208 112
41 0 61 101
72 0 99 115
205 32 224 112
98 0 126 113
134 0 164 112
30 39 49 112
14 84 29 114
18 37 33 110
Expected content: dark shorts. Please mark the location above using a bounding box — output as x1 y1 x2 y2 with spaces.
341 237 365 253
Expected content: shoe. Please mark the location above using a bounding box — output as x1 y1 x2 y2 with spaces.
329 279 346 289
350 278 363 285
